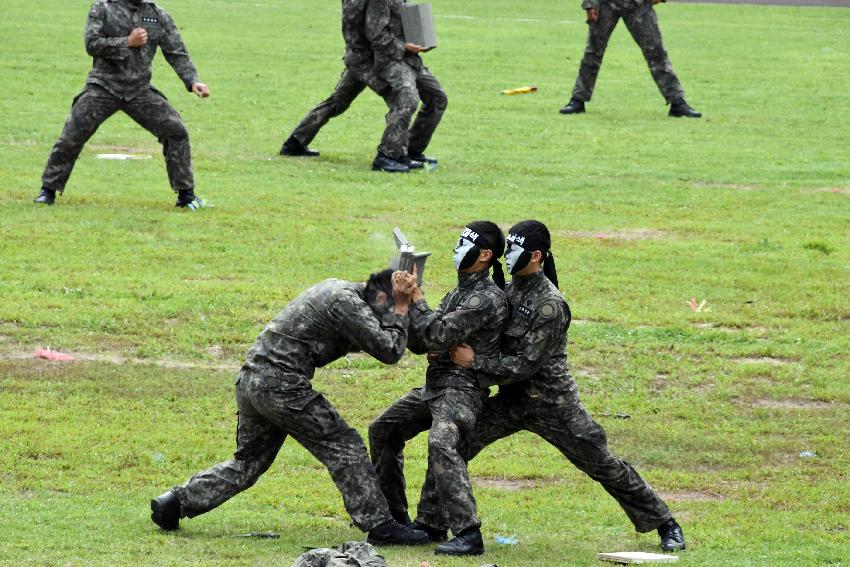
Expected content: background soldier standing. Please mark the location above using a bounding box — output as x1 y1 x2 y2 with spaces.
150 270 428 547
448 220 688 552
369 222 508 556
560 0 701 118
279 0 395 162
365 0 447 172
35 0 210 208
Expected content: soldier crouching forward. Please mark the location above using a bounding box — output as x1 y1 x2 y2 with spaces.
150 269 429 546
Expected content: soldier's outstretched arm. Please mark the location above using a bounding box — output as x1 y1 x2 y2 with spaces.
456 311 560 385
328 297 409 365
156 8 202 93
84 3 130 59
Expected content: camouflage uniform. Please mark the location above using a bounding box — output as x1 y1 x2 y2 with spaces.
571 0 685 104
365 0 447 159
369 271 508 534
288 0 391 147
41 0 201 195
173 279 409 531
417 271 674 533
293 541 387 567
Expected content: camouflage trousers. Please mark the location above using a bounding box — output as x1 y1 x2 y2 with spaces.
376 61 447 159
289 64 390 147
173 372 392 531
41 84 193 193
418 390 672 533
570 3 685 104
368 386 485 534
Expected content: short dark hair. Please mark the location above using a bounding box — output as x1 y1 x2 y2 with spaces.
364 268 394 304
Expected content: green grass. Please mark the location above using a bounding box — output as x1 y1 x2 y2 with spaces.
1 0 849 565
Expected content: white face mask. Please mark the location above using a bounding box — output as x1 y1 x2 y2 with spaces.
453 237 477 270
505 241 528 274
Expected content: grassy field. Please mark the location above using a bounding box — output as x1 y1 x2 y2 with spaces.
1 0 849 565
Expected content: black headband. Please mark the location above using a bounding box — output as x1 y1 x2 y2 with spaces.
460 226 496 252
507 231 548 254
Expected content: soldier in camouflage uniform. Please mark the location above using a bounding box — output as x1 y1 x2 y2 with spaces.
279 0 393 161
445 220 687 552
559 0 701 118
35 0 211 208
365 0 447 172
150 270 428 546
369 222 508 556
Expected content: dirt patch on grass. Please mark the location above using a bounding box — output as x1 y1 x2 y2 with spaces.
658 490 724 503
88 143 152 153
3 350 240 372
558 229 668 241
734 356 796 366
808 187 850 195
694 323 768 334
474 477 551 491
753 398 834 409
692 181 759 191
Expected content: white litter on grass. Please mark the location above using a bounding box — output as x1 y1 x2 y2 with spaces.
598 551 679 564
96 153 151 160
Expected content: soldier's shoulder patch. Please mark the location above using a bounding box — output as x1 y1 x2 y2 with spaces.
539 301 557 319
466 294 483 308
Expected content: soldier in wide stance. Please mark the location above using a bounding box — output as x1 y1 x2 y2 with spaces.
150 269 428 546
447 220 687 551
36 0 210 208
560 0 701 118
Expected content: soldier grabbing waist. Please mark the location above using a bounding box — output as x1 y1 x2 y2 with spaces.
445 220 687 552
35 0 210 208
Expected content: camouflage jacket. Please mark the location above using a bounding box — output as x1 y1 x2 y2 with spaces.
241 279 409 409
581 0 650 12
84 0 199 100
409 270 508 394
342 0 373 68
365 0 423 70
473 271 576 405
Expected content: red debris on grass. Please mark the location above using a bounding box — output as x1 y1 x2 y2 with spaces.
33 348 74 362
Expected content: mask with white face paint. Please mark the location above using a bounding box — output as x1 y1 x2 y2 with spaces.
453 236 480 270
505 239 532 275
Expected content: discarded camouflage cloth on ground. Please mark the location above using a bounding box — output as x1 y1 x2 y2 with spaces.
292 541 387 567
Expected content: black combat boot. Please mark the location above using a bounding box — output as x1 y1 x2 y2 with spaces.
409 520 448 543
400 156 424 170
668 99 702 118
408 152 437 164
33 188 56 205
366 520 430 546
559 98 586 114
658 518 686 551
371 153 410 173
175 190 205 210
280 136 320 157
434 526 484 556
150 490 181 531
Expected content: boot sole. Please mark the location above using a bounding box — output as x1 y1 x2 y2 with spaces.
366 536 430 546
434 547 484 556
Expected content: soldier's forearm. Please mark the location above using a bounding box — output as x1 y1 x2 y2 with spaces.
85 36 130 60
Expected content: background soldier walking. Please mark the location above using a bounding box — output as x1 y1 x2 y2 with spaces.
365 0 447 172
279 0 392 161
560 0 701 117
35 0 210 208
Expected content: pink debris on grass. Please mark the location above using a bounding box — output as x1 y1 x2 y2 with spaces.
33 348 74 362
